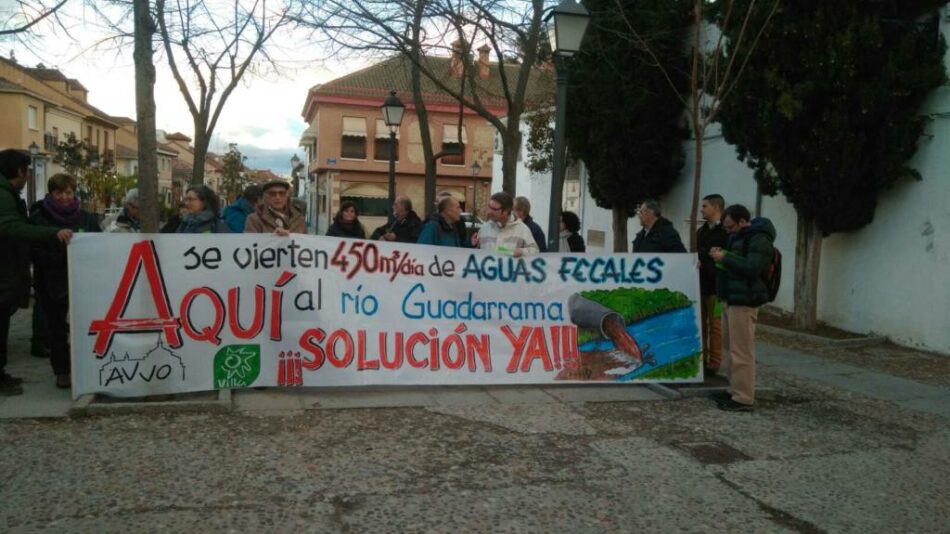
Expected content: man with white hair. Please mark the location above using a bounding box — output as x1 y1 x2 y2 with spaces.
107 188 141 233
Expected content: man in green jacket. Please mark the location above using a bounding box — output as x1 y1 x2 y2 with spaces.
0 149 73 395
710 204 775 412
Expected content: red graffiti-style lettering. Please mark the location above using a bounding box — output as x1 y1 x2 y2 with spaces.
501 325 532 373
520 327 554 372
299 328 326 370
357 330 379 370
89 240 181 356
228 285 266 339
326 329 354 368
549 326 562 370
405 332 429 369
179 287 224 345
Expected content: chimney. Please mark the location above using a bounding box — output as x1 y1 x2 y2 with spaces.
478 45 491 80
450 40 465 79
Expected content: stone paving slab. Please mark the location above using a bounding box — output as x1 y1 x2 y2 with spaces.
893 395 950 418
541 385 666 403
0 376 72 419
296 388 438 410
233 388 305 412
804 371 950 402
484 386 558 404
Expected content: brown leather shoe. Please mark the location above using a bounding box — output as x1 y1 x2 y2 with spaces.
55 374 71 389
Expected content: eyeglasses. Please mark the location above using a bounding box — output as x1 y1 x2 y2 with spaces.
487 204 501 212
266 190 288 197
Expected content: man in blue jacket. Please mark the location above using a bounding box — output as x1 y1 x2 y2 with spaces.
222 185 263 233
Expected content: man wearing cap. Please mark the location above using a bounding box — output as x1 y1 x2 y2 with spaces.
245 179 306 236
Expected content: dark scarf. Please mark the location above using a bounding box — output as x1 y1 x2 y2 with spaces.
42 196 81 225
179 210 216 232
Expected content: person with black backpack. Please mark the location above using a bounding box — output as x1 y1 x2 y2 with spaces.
709 204 776 412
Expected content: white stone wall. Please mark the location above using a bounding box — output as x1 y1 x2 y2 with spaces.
503 18 950 354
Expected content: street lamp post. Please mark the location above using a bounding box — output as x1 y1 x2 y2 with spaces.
290 153 301 197
470 161 481 215
380 90 406 205
545 0 590 252
28 141 39 205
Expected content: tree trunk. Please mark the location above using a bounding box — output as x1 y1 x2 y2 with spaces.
793 212 822 331
191 126 209 185
612 207 628 252
688 128 703 252
133 0 159 233
501 127 520 195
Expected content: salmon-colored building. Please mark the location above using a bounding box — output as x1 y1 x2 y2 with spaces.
300 49 537 233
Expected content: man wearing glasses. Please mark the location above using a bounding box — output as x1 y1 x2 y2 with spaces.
709 204 776 412
471 191 538 257
245 179 306 235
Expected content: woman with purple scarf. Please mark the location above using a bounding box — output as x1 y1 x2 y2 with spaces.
29 173 101 388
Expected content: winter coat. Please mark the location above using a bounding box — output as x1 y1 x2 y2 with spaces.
716 218 776 307
632 217 687 253
370 210 423 243
245 204 306 234
417 216 463 247
0 175 59 304
29 202 101 303
697 220 729 295
521 215 548 253
107 209 140 233
327 219 366 239
477 214 539 256
222 197 257 233
559 230 585 252
176 210 230 234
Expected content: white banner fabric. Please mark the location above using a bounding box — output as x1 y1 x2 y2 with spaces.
69 234 704 398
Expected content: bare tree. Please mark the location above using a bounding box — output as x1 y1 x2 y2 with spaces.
306 0 551 196
614 0 779 251
155 0 293 185
0 0 68 37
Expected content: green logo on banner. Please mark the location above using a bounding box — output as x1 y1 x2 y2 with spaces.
213 345 261 389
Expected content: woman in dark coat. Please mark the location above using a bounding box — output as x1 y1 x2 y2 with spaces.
326 200 366 239
176 185 229 234
29 173 101 388
558 210 586 252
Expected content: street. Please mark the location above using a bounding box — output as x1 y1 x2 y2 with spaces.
2 316 949 532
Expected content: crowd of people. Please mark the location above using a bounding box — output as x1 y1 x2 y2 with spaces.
1 148 776 413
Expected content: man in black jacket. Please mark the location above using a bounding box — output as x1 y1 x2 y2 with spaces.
696 194 729 375
632 199 686 253
0 150 72 395
710 204 776 412
371 196 422 243
514 196 547 253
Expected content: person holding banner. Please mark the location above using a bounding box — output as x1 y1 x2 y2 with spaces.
29 173 101 389
417 195 463 247
371 196 423 243
177 185 230 234
0 150 73 395
327 200 366 239
245 180 305 236
472 191 538 257
697 194 728 376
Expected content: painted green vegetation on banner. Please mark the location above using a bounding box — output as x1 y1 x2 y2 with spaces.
577 287 691 344
213 345 261 389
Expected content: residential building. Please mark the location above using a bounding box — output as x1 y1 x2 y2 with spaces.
113 116 180 204
299 46 550 233
0 57 118 205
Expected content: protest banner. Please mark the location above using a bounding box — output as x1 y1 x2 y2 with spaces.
69 234 703 398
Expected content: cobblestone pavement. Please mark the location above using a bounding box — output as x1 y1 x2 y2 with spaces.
2 308 949 532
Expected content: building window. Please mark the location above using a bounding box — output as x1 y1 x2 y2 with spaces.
104 130 109 150
373 119 399 161
27 106 38 130
86 125 93 144
341 116 367 159
442 124 466 165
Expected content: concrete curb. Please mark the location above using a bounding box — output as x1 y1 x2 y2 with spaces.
758 324 887 348
646 383 684 400
69 389 232 417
